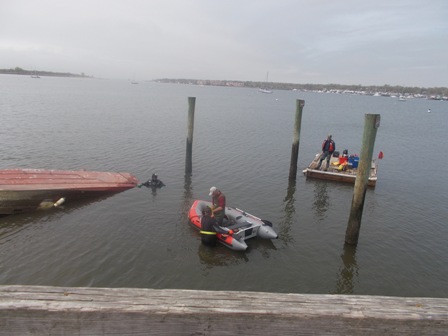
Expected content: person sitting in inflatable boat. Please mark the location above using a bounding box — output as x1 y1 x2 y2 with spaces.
200 206 233 247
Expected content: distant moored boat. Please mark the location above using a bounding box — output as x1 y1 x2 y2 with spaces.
258 72 273 94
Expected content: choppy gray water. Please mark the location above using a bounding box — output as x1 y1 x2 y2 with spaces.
1 75 447 297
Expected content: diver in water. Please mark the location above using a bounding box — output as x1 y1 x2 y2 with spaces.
140 173 165 188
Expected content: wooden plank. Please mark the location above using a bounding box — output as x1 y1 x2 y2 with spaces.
1 286 447 335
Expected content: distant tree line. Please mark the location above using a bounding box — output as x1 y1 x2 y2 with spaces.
3 68 444 96
156 78 448 97
0 67 92 78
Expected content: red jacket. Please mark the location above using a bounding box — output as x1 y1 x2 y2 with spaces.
322 139 335 153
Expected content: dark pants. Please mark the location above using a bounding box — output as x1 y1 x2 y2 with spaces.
317 151 331 169
214 212 224 226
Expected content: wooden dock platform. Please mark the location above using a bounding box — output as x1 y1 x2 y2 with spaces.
1 285 447 335
303 153 378 187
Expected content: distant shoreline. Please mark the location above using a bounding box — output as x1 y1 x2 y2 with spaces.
1 67 446 98
0 67 92 78
155 78 448 100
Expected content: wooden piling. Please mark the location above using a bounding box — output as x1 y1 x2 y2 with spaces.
1 285 447 335
185 97 196 176
289 99 305 180
345 114 380 245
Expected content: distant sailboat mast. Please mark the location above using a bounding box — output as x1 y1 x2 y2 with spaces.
259 71 273 94
31 69 40 78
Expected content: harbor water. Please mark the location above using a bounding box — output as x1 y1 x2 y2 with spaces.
1 75 447 297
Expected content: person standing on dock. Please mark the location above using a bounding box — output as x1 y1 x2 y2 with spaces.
316 134 336 171
209 186 226 225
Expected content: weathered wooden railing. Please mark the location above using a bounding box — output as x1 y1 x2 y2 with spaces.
1 285 447 335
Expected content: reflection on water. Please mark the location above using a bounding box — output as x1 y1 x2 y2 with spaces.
312 181 330 218
277 180 296 244
247 238 277 258
139 185 162 197
332 244 359 294
0 194 117 243
181 175 193 222
197 244 249 271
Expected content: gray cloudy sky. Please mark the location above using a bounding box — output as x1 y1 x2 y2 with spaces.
1 0 447 87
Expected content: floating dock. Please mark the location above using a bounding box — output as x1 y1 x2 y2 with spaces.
303 154 378 187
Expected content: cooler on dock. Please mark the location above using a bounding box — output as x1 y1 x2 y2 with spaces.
352 157 359 168
339 156 348 164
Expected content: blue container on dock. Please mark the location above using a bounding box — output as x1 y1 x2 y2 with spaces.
352 157 359 168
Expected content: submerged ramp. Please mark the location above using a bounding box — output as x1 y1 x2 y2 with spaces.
1 285 447 335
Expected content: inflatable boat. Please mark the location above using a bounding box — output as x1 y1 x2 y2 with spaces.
188 200 278 251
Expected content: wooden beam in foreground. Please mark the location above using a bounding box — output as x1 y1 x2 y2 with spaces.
1 286 447 335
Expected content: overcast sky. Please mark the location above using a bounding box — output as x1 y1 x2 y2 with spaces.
1 0 447 87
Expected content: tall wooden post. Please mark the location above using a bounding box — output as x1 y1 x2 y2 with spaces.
345 114 380 245
289 99 305 180
185 97 196 176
